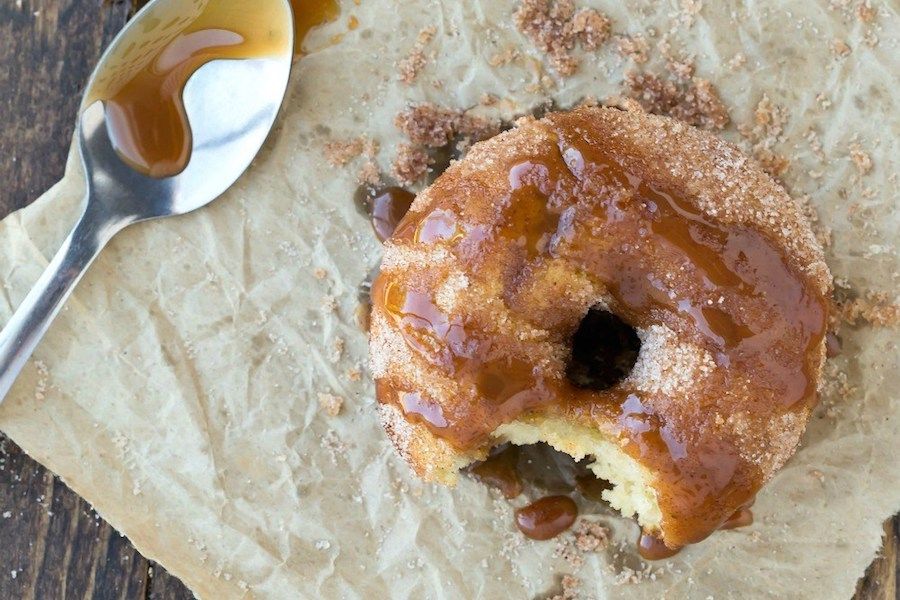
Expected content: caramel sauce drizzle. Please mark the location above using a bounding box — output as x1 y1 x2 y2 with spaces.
374 117 827 548
87 0 337 178
359 186 416 242
514 496 578 540
471 445 524 499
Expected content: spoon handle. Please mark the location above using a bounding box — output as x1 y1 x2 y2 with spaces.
0 199 125 404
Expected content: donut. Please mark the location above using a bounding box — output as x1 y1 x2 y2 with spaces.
369 106 831 551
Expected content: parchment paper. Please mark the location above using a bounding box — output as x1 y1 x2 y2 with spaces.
0 0 897 598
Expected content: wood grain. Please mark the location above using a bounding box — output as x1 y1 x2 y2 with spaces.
0 0 192 598
0 1 895 599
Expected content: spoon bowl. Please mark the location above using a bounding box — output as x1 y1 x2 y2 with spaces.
80 56 292 221
0 0 294 402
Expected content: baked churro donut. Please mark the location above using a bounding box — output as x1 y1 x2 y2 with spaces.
369 106 831 552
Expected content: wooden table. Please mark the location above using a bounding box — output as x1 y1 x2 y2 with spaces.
0 1 896 598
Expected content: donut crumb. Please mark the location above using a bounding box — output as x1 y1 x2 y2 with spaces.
848 143 873 175
554 519 610 568
625 71 729 130
514 0 612 76
392 144 432 185
838 292 899 327
615 34 650 64
318 393 344 417
391 103 501 184
397 26 437 85
324 137 367 166
738 94 791 179
547 574 581 600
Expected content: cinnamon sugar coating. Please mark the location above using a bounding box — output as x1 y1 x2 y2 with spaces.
370 106 831 549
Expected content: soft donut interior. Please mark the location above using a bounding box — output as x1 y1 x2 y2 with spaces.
492 417 663 533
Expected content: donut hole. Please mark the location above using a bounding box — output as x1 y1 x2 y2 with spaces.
566 307 640 390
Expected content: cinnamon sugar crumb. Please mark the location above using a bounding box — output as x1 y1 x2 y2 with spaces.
625 72 729 130
346 366 363 382
848 143 873 175
548 574 581 600
677 0 704 28
615 34 650 64
514 0 611 76
808 469 826 484
324 137 367 166
754 149 791 178
857 1 877 23
727 52 747 69
357 160 382 186
667 57 695 81
554 519 609 568
488 46 520 67
318 393 344 417
738 94 790 178
838 292 899 327
612 562 663 585
753 94 786 136
392 103 501 184
396 104 462 147
863 29 879 48
480 93 500 106
575 520 609 552
571 8 612 50
325 137 380 185
821 361 857 416
795 194 832 248
392 144 432 186
831 39 851 57
397 25 437 84
330 337 345 363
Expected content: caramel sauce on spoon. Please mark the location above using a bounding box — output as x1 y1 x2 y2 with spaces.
86 0 338 178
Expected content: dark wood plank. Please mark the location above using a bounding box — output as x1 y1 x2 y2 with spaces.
0 434 149 599
0 1 895 599
0 0 127 212
148 564 196 600
853 516 899 600
0 0 191 598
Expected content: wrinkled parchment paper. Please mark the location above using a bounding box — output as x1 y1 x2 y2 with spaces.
0 0 897 597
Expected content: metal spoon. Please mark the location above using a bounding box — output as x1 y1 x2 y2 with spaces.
0 0 294 403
